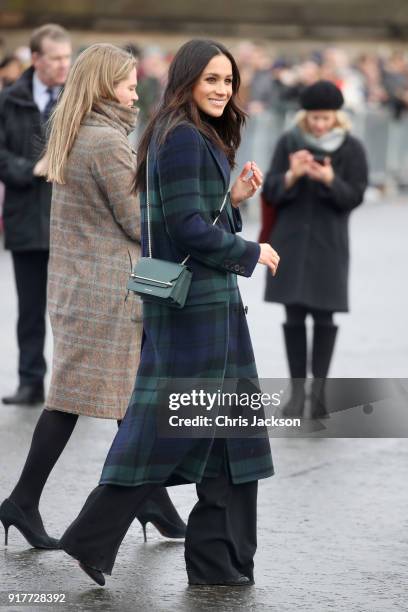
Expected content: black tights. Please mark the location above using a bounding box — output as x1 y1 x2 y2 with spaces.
9 410 123 513
285 304 333 326
8 410 79 534
10 410 79 511
8 410 182 538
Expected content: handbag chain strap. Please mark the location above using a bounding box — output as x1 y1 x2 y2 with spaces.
146 148 228 265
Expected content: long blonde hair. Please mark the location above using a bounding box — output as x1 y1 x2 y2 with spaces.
47 43 136 184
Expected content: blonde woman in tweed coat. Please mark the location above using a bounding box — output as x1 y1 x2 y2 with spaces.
0 44 185 550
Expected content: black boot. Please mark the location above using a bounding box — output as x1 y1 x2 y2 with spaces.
2 383 44 406
310 324 338 419
281 324 307 418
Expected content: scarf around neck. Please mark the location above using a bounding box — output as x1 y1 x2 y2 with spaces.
84 99 138 136
292 124 347 153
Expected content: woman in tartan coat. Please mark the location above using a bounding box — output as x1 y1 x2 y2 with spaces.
59 39 280 587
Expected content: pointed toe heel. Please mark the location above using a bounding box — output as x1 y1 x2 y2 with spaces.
0 499 59 549
136 488 186 541
78 562 105 586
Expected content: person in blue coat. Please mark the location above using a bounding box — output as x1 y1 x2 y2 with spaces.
58 39 280 588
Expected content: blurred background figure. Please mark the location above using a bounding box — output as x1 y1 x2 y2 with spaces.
0 53 24 230
122 42 142 62
0 24 72 407
135 45 168 134
0 55 24 90
261 81 368 419
233 40 257 110
320 47 366 112
247 43 275 116
355 53 389 108
382 50 408 119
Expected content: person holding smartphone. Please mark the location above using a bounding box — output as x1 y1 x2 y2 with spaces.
262 80 368 419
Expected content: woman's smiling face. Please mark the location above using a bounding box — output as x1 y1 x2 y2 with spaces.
192 54 233 118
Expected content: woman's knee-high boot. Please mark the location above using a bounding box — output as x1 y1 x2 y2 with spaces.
310 324 338 419
281 323 307 417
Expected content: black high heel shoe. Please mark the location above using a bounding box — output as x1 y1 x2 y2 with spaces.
0 498 59 549
136 488 186 542
78 562 105 586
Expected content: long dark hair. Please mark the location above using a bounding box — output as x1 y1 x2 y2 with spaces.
135 39 246 192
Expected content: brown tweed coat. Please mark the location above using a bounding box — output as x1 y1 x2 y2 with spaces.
46 100 142 419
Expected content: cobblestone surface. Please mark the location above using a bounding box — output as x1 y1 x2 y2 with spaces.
0 198 407 611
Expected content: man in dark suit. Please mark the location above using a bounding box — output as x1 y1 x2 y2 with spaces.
0 24 72 405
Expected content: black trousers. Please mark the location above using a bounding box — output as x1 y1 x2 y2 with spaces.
11 251 49 386
185 440 258 584
59 440 258 582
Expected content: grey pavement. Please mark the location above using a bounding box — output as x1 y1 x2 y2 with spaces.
0 196 408 611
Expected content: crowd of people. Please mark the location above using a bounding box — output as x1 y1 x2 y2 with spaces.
236 43 408 119
2 39 408 119
0 22 368 591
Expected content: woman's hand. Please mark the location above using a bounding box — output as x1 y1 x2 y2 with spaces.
230 161 263 207
33 155 49 178
284 150 314 189
289 150 314 179
258 243 280 276
306 157 335 186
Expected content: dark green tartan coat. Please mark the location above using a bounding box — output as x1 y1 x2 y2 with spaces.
100 123 274 486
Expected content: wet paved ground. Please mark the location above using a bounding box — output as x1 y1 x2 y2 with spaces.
0 196 407 611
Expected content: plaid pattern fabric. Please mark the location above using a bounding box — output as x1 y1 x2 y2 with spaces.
144 124 261 303
46 101 143 419
100 124 273 485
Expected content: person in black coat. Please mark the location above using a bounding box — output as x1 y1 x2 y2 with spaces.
0 24 71 406
262 80 368 418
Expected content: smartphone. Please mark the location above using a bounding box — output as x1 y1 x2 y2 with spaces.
313 154 327 165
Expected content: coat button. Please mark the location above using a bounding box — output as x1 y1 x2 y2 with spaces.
234 264 240 272
239 266 245 274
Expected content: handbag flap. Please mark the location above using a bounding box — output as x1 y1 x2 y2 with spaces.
131 257 187 285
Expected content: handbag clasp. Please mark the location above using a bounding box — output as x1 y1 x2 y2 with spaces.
130 273 173 287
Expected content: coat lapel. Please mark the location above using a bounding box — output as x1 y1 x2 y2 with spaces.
202 135 229 192
201 135 236 227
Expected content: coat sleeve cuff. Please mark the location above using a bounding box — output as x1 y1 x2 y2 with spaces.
222 240 260 278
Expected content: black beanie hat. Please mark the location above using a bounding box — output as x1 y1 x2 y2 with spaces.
300 80 344 111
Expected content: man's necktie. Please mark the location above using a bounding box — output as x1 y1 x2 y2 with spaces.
42 87 56 122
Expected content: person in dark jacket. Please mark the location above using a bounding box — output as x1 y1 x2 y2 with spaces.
0 24 71 406
262 80 368 419
57 39 279 589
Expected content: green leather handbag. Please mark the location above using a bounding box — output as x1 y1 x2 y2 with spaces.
127 149 227 309
127 256 192 309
